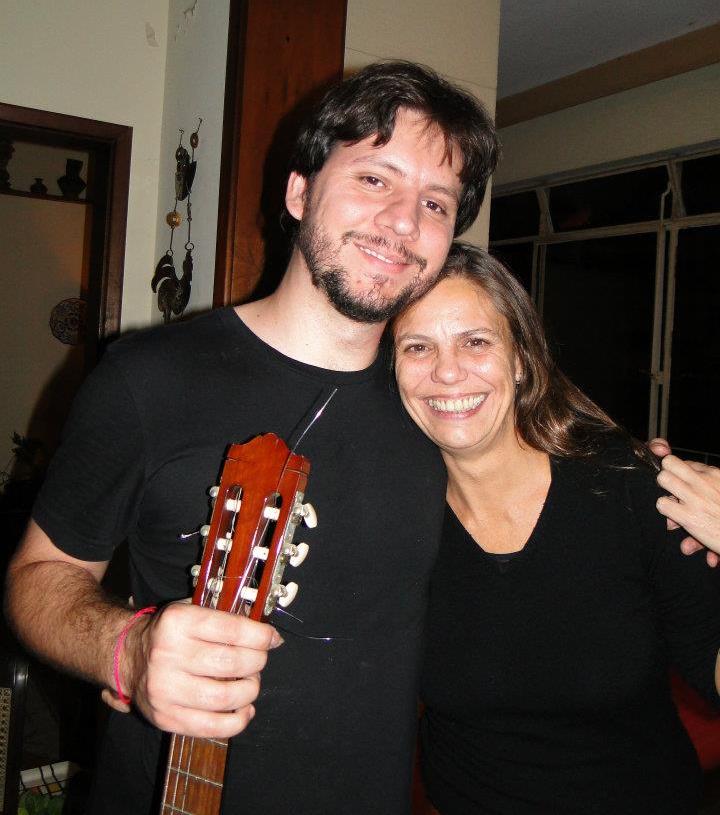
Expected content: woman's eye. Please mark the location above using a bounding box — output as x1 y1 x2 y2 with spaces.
361 175 384 187
402 343 429 355
466 337 488 349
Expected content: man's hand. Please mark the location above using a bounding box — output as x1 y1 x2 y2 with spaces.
649 438 720 567
7 521 282 740
116 601 282 737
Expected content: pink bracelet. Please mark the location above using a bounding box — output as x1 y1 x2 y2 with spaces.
112 606 157 704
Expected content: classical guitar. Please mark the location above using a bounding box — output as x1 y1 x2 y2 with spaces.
159 433 315 814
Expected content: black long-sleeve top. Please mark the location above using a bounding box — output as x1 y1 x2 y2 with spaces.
421 450 720 814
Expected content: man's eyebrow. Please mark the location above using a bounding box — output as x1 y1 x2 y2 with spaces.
349 156 459 201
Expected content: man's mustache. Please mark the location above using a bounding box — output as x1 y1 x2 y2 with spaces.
341 231 427 272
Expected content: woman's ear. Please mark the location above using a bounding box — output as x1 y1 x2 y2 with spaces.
514 355 523 385
285 172 309 220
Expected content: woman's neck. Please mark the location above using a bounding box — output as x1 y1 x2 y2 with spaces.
444 439 551 553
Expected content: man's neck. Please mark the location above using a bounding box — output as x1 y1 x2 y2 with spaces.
235 253 387 371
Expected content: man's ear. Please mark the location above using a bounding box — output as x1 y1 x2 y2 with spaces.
285 172 309 220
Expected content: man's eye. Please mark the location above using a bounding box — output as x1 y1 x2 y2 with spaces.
423 199 447 215
466 337 488 349
361 175 384 187
403 343 429 355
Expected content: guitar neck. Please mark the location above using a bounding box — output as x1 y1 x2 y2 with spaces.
158 434 313 814
160 733 228 815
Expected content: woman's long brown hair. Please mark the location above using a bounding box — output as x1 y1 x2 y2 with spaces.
422 242 654 465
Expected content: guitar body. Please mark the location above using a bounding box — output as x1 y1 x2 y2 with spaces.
160 433 313 814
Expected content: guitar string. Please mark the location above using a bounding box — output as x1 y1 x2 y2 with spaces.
174 387 339 807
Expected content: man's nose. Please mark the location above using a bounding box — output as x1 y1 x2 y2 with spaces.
375 193 420 241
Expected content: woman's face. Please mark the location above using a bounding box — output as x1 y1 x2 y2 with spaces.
394 276 521 460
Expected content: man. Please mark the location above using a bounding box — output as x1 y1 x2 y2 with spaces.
6 62 499 814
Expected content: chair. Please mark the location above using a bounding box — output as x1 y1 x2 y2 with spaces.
0 647 29 815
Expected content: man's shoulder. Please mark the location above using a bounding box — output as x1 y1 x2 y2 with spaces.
102 308 252 383
109 308 228 360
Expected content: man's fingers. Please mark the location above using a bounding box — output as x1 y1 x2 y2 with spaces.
679 536 704 556
138 667 263 736
157 702 258 739
661 455 717 489
656 468 691 503
665 517 680 531
154 602 283 651
648 437 671 458
656 495 686 526
178 673 262 713
182 641 269 680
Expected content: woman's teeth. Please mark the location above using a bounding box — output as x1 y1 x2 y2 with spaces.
427 395 486 413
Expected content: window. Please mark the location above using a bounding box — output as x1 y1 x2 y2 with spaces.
490 148 720 463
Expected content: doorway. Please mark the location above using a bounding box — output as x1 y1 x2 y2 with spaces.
0 103 131 814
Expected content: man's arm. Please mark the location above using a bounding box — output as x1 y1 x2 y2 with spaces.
649 438 720 567
5 520 281 738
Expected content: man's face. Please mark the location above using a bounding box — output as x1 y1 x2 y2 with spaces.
286 109 464 323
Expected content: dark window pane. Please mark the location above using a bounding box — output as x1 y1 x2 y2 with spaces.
672 448 720 468
549 167 669 232
491 242 534 295
489 191 540 241
543 234 656 439
667 225 720 457
681 154 720 216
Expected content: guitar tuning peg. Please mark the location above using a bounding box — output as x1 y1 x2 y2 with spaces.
200 524 210 537
190 564 201 578
252 545 269 561
208 486 220 498
300 503 317 528
275 582 299 608
286 542 309 567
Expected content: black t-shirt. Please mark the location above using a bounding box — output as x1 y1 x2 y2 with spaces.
34 307 447 815
421 451 720 815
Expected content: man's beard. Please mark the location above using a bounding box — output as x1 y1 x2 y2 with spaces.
295 216 433 324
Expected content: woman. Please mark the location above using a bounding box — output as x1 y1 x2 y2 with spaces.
393 243 720 814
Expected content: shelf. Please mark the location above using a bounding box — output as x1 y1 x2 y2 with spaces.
0 187 91 205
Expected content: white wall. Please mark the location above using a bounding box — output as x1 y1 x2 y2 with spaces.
344 0 501 246
152 0 230 320
0 0 169 330
1 1 502 325
496 63 720 187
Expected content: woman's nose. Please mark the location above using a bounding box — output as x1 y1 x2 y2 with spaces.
432 348 467 385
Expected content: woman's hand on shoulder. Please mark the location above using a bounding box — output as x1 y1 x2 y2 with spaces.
649 438 720 567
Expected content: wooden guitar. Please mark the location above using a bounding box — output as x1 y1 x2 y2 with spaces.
159 433 315 814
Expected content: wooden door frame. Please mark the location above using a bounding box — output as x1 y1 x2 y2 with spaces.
0 102 132 342
213 0 347 306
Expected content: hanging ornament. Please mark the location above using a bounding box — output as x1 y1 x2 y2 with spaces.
152 119 202 323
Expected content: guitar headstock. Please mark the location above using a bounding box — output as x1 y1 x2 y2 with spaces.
190 433 314 620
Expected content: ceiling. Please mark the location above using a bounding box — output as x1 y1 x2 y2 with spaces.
498 0 720 99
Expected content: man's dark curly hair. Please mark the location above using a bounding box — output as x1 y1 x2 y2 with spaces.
288 61 500 236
